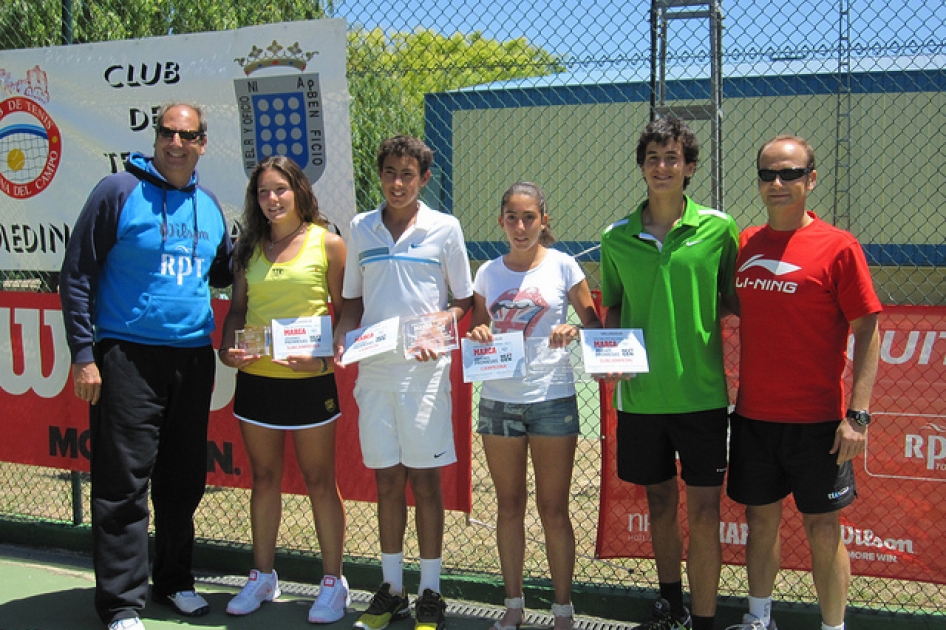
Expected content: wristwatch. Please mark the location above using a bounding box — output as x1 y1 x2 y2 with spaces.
846 409 872 427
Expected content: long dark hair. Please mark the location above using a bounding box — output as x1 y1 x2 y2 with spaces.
234 156 328 271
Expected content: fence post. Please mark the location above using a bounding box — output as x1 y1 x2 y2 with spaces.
71 471 82 525
61 0 74 45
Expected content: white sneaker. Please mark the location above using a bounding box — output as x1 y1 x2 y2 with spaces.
308 574 350 623
227 569 281 616
725 614 777 630
108 618 146 630
160 590 209 617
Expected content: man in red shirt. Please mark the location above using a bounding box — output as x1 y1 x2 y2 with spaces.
726 136 881 630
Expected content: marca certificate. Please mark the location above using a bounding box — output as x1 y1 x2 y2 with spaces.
460 333 526 382
271 316 333 360
580 328 649 374
340 317 400 365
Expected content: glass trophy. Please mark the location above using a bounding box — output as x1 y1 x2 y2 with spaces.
402 312 459 359
524 336 591 383
235 327 271 356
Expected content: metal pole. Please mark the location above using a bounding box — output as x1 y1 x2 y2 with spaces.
71 472 83 525
61 0 74 45
711 0 724 211
650 0 659 121
64 0 78 524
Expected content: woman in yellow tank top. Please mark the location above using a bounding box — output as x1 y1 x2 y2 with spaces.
219 156 348 623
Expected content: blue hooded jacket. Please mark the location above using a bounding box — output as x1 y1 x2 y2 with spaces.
60 152 233 364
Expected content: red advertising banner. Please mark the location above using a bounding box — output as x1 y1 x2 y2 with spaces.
596 307 946 584
0 292 472 512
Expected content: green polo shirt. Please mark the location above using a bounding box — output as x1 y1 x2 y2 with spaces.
600 196 738 414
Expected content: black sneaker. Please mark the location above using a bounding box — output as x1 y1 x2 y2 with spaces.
414 588 447 630
631 598 691 629
353 583 411 630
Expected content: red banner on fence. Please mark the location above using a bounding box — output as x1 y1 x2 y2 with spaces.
596 307 946 584
0 292 472 512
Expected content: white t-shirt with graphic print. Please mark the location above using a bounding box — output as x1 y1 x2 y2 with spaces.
472 248 584 404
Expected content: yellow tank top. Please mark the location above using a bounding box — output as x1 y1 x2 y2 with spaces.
242 223 332 379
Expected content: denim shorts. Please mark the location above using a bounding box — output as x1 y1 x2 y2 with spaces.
476 395 580 437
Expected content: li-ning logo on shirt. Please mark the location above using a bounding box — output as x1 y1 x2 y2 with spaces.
738 254 801 276
735 254 800 294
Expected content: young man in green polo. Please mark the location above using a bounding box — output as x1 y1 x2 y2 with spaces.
600 116 738 630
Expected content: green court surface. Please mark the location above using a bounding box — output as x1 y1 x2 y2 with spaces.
0 544 631 630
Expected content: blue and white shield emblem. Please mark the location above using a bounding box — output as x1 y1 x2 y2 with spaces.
234 72 326 182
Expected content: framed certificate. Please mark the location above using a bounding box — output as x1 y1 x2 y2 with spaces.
340 317 400 365
579 328 649 374
271 315 333 360
460 332 526 382
401 312 459 359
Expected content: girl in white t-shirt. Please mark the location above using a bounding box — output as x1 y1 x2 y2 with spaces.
467 182 600 630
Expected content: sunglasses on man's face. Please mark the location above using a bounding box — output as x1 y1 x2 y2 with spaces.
757 167 811 182
156 126 204 142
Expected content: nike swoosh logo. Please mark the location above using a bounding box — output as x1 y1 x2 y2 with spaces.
433 451 447 458
685 239 703 246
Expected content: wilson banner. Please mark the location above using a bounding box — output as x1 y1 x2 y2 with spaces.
0 292 472 512
596 307 946 584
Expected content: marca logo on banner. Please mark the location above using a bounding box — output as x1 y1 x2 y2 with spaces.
233 41 326 182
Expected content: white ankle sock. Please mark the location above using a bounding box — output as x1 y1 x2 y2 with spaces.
748 595 772 625
418 557 442 594
381 552 404 593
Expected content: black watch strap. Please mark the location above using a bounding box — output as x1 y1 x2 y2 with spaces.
846 408 871 426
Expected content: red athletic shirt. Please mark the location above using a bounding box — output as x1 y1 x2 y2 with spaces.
734 212 881 423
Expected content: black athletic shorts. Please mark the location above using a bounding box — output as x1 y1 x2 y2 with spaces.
616 407 729 487
726 412 857 514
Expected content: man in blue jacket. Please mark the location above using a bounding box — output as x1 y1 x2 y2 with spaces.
59 102 232 630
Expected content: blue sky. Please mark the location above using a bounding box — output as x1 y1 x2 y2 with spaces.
333 0 945 72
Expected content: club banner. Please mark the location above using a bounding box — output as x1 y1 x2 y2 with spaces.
0 292 473 512
596 307 946 584
0 19 357 270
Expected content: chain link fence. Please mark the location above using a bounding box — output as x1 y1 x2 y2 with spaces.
2 0 945 620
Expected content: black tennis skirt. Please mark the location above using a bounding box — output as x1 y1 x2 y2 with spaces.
233 370 340 430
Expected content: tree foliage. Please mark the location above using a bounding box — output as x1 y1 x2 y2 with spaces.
2 0 334 47
347 27 565 209
2 2 564 210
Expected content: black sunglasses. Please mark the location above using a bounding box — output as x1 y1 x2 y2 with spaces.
758 167 811 182
156 126 204 142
